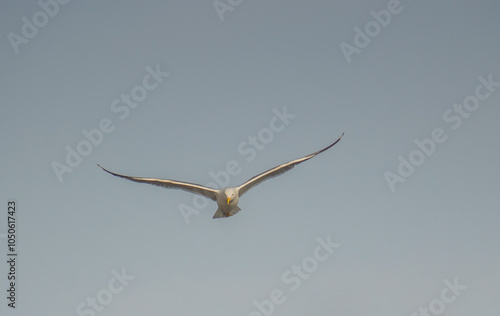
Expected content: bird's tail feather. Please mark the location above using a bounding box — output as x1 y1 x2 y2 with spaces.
213 207 225 219
212 206 241 219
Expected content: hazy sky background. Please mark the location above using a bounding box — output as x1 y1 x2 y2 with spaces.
1 1 499 315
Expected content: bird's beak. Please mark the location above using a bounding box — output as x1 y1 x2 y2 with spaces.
227 197 231 204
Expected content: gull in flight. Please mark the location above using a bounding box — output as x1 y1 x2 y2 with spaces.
98 133 343 219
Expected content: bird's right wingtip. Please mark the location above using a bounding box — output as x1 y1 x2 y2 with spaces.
97 164 108 172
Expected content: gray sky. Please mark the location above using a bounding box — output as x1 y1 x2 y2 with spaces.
1 1 499 315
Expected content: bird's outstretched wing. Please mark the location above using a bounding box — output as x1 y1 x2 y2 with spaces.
97 165 218 201
237 133 344 196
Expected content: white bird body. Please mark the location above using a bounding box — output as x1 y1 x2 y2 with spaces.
213 188 241 218
98 133 343 219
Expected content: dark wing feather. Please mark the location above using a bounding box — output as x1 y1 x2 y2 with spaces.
237 133 344 196
98 165 218 201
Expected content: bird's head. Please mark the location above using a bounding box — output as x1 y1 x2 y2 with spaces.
224 188 236 205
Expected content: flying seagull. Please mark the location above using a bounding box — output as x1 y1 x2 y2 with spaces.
98 133 343 219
